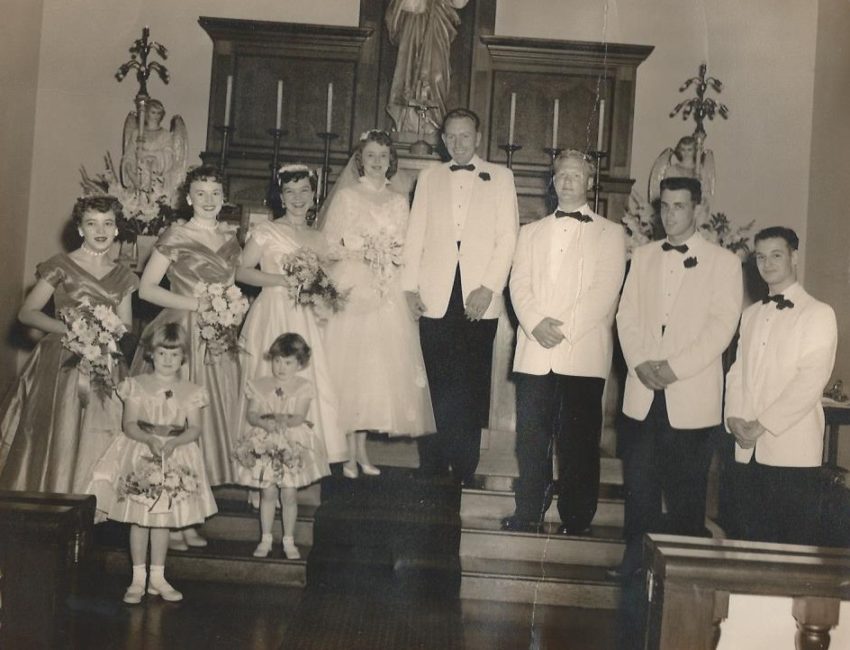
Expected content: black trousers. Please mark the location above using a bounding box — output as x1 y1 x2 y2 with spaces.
731 458 823 546
619 391 715 572
513 372 605 530
417 266 497 483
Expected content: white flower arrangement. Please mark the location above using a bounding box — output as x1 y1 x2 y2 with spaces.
232 424 305 484
59 298 127 399
280 248 348 316
116 453 199 513
193 282 249 360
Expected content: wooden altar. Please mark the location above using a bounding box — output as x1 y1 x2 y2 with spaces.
198 2 651 224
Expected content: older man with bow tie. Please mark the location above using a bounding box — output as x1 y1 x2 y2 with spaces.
402 107 519 485
501 150 625 535
725 226 837 546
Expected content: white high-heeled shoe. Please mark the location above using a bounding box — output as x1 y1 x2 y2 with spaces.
342 462 359 479
359 462 381 476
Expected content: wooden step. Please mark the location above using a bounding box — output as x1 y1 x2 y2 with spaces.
460 518 624 567
94 537 308 587
460 485 624 527
460 556 621 609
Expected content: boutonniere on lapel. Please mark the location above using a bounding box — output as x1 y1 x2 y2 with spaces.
275 386 284 398
683 256 698 269
478 172 491 181
164 389 173 399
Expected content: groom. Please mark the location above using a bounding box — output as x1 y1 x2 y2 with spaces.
402 107 519 485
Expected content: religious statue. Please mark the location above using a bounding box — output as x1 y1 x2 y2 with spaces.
648 135 715 209
120 98 188 205
385 0 469 139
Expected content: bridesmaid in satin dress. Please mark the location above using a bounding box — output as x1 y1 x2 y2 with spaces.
0 195 137 493
134 165 243 549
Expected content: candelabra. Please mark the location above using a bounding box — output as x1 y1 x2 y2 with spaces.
543 147 563 167
588 150 608 213
214 125 235 195
499 143 522 169
316 131 339 204
268 128 288 187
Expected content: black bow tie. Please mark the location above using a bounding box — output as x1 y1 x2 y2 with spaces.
662 242 689 254
449 163 475 172
762 294 795 310
555 210 592 223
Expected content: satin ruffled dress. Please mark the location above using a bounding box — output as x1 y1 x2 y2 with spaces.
235 376 330 489
88 377 217 527
323 182 436 436
238 221 347 464
130 225 242 485
0 254 138 493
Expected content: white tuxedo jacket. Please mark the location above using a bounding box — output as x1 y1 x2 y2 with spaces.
617 236 742 428
510 208 625 378
725 283 837 467
401 157 519 319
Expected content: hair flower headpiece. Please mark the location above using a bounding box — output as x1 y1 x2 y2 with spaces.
278 163 312 175
359 129 390 141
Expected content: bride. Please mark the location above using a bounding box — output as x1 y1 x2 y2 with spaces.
320 129 435 478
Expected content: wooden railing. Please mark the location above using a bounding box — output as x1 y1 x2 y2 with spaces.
641 534 850 650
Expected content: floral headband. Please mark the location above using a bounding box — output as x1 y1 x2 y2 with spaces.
278 163 316 177
359 129 391 141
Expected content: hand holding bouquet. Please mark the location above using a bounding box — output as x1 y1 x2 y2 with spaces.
58 298 127 401
116 453 199 513
194 282 249 361
280 248 348 317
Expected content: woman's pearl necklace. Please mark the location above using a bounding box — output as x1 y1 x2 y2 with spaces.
186 217 219 231
80 242 111 257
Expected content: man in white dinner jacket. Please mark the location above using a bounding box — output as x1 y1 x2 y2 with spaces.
614 176 742 577
402 107 519 485
725 226 837 546
501 150 625 534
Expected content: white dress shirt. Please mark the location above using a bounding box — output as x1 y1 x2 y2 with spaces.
660 233 700 327
449 154 482 241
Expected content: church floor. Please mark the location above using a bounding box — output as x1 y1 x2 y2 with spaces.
64 576 619 649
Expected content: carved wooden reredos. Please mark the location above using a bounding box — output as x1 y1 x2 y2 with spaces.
199 1 652 222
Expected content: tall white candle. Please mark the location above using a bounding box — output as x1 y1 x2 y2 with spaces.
326 82 334 132
552 99 560 149
596 99 605 151
224 74 233 126
137 102 146 142
508 93 517 145
275 80 283 130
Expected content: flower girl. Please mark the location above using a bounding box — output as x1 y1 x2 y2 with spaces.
233 333 330 559
89 323 217 603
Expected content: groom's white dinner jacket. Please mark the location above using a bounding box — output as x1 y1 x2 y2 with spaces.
725 282 837 467
617 235 742 428
510 205 625 378
401 155 519 319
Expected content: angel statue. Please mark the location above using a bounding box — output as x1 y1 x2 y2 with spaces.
120 98 188 206
648 135 715 222
385 0 469 138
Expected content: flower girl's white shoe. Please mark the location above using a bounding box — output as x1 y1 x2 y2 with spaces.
147 580 183 602
122 584 145 605
282 536 301 560
253 535 273 558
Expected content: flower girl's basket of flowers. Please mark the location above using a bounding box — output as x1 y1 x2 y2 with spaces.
58 298 128 403
232 421 306 486
193 282 250 363
116 448 199 514
279 249 348 318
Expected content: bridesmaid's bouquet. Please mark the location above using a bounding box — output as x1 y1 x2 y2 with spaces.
194 282 250 361
360 228 404 296
232 424 305 484
116 453 199 513
58 297 127 401
280 249 348 317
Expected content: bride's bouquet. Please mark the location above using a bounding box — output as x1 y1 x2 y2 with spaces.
359 228 404 296
194 282 250 361
280 248 348 317
59 297 127 400
116 453 199 513
232 423 305 484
